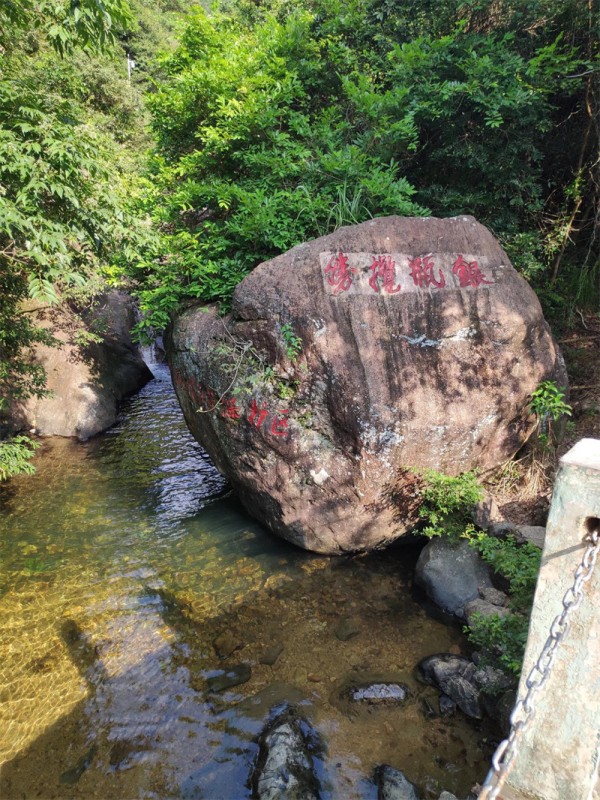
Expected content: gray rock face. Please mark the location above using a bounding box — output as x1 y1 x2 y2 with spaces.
167 215 565 554
414 538 493 617
464 598 510 627
417 654 482 719
488 522 546 549
253 708 321 800
439 694 457 717
374 765 420 800
472 495 504 529
514 525 546 549
8 292 152 440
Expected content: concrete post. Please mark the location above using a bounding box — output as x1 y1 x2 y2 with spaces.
500 438 600 800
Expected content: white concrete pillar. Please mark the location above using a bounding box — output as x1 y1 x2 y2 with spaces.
491 438 600 800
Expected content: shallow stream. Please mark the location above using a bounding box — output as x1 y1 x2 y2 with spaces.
0 357 494 799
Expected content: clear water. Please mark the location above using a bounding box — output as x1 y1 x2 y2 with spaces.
0 357 494 799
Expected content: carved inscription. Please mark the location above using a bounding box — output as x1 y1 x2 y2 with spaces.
172 369 289 438
320 252 496 295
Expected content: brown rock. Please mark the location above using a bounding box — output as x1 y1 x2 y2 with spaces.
8 292 152 440
167 216 565 554
472 494 504 530
213 631 243 659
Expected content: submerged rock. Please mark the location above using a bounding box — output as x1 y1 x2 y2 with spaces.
59 745 97 785
259 643 284 666
252 707 322 800
347 682 410 705
374 765 420 800
206 663 252 692
334 616 362 641
167 215 565 554
213 630 243 659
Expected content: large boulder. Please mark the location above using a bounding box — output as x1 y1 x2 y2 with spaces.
167 215 565 553
8 292 152 440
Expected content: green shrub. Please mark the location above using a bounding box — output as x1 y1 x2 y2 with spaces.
417 469 483 539
416 468 542 680
529 380 572 423
0 436 40 480
467 611 530 678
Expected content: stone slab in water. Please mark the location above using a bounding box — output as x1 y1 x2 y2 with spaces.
348 682 410 705
167 215 565 554
206 663 252 692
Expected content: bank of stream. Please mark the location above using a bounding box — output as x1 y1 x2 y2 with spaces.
0 356 496 799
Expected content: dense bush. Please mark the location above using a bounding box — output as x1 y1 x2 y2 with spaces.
132 0 597 331
0 0 175 476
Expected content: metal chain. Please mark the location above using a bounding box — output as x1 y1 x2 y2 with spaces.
478 524 600 800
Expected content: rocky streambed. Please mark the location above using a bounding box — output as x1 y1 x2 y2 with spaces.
0 356 504 800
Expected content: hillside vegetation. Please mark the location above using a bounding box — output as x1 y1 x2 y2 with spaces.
0 0 598 475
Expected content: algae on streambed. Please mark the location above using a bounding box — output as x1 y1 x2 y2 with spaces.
0 362 495 799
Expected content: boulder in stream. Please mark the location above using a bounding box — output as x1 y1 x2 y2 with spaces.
414 538 493 617
251 707 322 800
374 765 420 800
417 654 482 719
7 292 152 440
167 215 565 553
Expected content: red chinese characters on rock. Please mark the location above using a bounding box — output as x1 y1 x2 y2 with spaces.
369 255 401 294
408 254 446 289
198 385 218 410
248 399 290 437
248 399 269 429
324 252 356 294
221 396 241 420
173 369 289 438
452 254 494 288
270 409 289 437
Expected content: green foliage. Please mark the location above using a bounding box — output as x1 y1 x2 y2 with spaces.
464 520 539 679
0 0 171 428
467 612 530 678
417 469 483 539
465 532 541 678
529 380 572 422
0 0 132 55
280 324 302 362
0 60 146 412
124 0 597 331
417 468 541 678
0 435 39 480
464 530 542 610
129 5 426 331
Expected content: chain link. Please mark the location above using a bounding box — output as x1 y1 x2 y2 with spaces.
478 524 600 800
